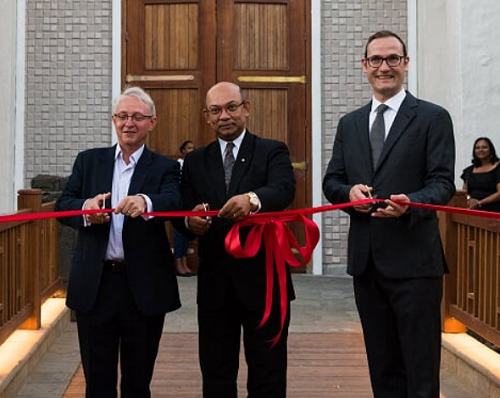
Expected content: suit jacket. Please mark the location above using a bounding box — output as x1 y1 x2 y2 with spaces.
55 145 182 315
178 131 296 310
323 92 456 278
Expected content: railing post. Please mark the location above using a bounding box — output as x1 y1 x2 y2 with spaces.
440 190 467 333
18 188 42 330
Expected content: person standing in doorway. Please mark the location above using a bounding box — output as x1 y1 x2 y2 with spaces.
323 31 455 398
55 86 182 398
174 139 196 276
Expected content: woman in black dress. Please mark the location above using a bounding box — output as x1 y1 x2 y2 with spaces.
461 137 500 212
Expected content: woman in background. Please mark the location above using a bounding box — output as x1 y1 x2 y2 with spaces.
461 136 500 212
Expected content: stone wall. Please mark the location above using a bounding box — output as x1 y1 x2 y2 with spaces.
320 0 408 271
25 0 113 184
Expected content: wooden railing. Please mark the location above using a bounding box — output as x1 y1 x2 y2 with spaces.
1 187 499 349
0 189 60 346
441 190 500 347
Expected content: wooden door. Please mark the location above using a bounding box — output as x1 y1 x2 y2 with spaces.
123 0 311 269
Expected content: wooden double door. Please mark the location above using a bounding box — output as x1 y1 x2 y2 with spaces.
123 0 311 216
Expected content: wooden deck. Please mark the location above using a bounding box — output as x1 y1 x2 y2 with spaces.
63 332 373 397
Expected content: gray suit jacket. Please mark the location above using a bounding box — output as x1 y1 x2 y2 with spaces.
323 92 456 278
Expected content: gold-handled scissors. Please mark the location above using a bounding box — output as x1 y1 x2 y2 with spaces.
365 185 373 200
202 202 210 219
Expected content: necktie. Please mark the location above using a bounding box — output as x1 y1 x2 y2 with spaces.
223 142 235 191
370 104 389 168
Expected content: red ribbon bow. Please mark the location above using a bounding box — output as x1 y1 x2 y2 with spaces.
225 213 320 346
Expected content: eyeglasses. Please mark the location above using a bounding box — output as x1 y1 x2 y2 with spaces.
366 55 406 68
205 101 246 117
113 113 153 122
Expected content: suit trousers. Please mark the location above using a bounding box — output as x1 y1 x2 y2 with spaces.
197 279 290 398
353 259 443 398
75 264 165 398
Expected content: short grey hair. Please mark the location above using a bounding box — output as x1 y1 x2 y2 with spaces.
113 86 156 116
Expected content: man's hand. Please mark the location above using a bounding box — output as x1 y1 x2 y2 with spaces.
349 184 374 213
372 193 410 218
85 192 111 224
115 195 147 218
218 194 253 222
187 203 212 235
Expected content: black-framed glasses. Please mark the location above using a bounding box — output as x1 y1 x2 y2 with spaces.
366 55 406 68
113 113 153 122
205 101 246 117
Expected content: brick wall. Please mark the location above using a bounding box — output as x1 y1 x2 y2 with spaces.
25 0 113 183
321 0 407 271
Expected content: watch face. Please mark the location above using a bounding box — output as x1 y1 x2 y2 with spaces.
248 193 259 207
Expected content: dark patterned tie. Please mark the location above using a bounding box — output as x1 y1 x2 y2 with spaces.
370 104 389 168
223 141 235 191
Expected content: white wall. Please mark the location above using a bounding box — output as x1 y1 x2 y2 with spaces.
461 1 500 175
417 0 500 186
0 2 17 212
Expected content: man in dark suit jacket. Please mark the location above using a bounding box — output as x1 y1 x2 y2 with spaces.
177 81 295 398
323 31 455 398
55 86 182 398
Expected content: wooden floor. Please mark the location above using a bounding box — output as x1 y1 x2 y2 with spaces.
63 332 373 397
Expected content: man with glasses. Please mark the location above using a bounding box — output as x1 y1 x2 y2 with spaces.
175 81 295 398
55 86 182 398
323 31 455 398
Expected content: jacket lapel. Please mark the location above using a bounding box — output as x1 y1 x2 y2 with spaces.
376 92 417 170
227 132 254 196
205 141 227 205
128 146 153 195
99 146 116 208
353 104 374 176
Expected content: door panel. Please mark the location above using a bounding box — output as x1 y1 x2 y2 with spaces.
143 4 199 70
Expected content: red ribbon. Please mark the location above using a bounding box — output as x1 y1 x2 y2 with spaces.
3 199 500 223
225 213 320 346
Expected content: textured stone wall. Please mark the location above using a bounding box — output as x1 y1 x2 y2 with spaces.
321 1 407 271
25 0 113 183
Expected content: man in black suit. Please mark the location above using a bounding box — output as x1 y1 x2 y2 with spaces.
55 86 182 398
178 81 295 398
323 31 455 398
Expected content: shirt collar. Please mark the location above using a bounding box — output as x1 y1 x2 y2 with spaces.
371 89 406 113
218 129 246 153
115 144 145 165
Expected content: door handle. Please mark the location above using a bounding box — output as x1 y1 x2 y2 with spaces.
292 161 307 171
237 76 306 84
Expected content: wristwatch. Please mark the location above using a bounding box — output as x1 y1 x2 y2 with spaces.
246 191 260 212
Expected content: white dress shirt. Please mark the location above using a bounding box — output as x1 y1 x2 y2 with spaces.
369 89 406 138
